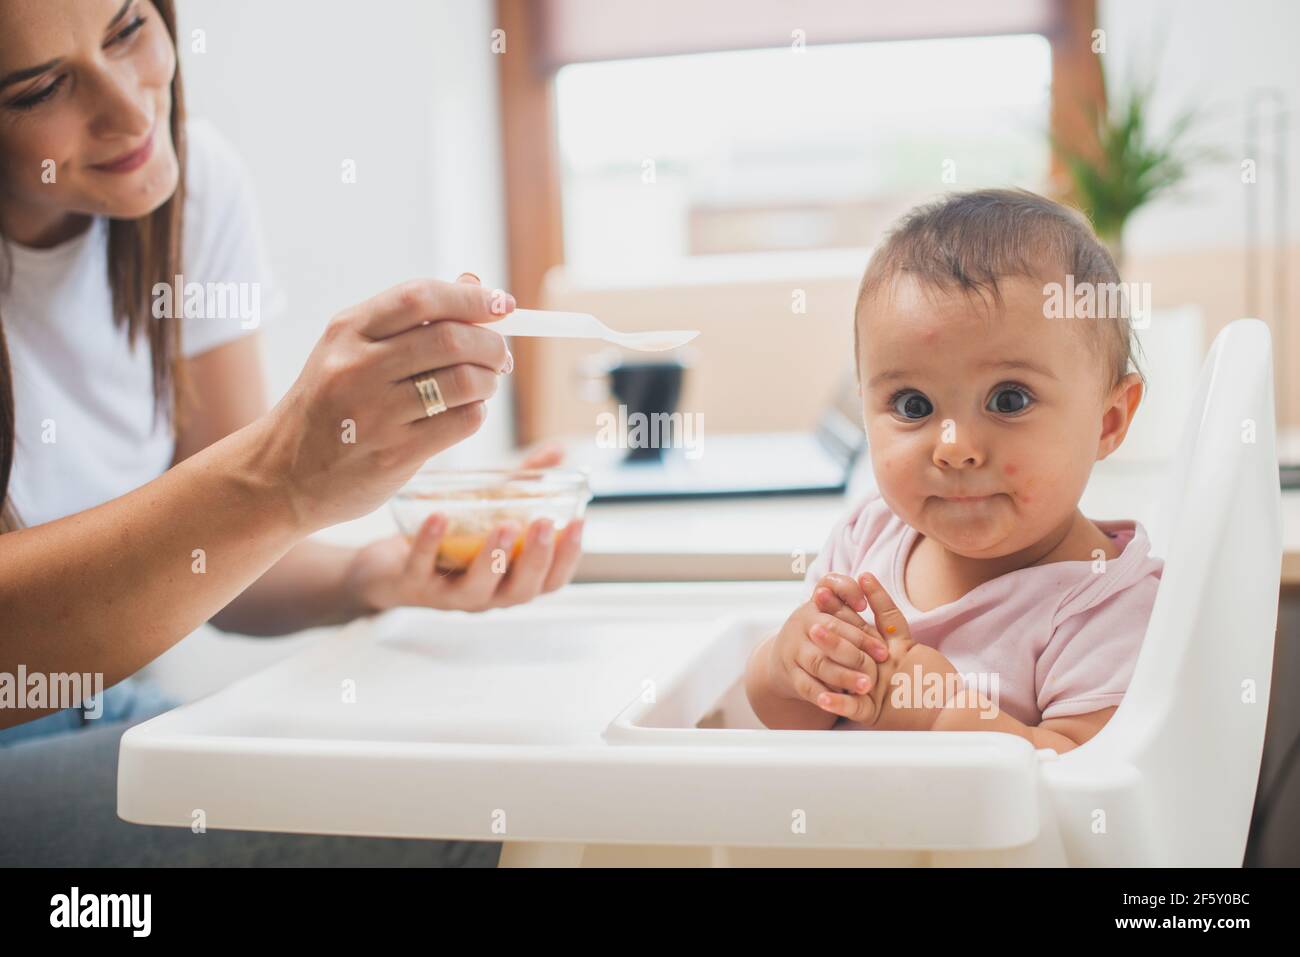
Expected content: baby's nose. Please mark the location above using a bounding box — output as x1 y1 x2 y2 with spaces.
932 437 984 468
936 450 980 468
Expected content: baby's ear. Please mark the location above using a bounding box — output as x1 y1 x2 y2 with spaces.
1097 372 1145 460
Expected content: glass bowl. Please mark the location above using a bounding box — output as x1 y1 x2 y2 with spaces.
389 467 591 572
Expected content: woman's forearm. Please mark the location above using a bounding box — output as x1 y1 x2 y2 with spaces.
210 539 373 636
0 416 308 728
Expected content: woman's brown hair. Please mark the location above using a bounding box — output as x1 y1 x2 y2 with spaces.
0 0 189 533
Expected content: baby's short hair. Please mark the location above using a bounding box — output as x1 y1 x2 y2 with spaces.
854 188 1143 395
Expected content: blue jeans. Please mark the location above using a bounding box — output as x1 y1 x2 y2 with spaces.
0 675 500 866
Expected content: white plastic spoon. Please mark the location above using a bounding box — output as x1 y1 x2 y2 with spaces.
486 308 699 352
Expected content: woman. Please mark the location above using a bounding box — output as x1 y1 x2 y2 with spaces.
0 0 581 864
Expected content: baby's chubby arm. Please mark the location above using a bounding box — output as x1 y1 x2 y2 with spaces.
833 575 1116 752
745 573 1116 751
931 696 1117 752
744 574 892 730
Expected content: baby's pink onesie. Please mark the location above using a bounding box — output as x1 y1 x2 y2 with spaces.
805 489 1165 727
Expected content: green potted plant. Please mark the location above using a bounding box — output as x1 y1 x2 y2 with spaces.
1054 60 1215 269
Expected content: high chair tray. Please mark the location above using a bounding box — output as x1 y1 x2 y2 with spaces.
118 583 1043 850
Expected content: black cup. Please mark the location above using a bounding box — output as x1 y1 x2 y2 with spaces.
608 360 686 462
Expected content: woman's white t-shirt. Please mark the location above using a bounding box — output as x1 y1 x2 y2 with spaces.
2 118 280 528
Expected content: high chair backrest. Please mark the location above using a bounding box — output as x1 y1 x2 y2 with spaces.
1085 318 1282 858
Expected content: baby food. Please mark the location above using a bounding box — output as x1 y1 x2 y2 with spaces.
405 485 548 572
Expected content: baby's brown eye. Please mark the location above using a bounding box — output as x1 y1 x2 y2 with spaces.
892 391 932 419
989 387 1032 414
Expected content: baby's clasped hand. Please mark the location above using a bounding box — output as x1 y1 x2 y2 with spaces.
816 573 969 732
762 573 894 723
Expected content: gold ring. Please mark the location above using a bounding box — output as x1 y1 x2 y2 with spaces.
413 372 448 416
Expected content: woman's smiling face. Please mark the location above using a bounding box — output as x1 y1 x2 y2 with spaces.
859 273 1131 560
0 0 177 244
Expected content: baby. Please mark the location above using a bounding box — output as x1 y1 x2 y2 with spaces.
744 188 1164 754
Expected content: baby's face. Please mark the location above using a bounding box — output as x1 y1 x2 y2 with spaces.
858 274 1129 560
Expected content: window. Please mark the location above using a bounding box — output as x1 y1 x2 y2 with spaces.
555 34 1053 278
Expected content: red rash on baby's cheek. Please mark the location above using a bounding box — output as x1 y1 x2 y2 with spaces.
1004 464 1027 500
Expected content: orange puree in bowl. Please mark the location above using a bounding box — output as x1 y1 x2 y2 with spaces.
436 532 526 572
401 485 565 572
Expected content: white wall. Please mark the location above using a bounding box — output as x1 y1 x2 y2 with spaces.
176 0 513 466
1099 0 1300 253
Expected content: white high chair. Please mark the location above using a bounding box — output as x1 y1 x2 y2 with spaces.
117 320 1282 867
503 317 1283 866
1038 315 1282 867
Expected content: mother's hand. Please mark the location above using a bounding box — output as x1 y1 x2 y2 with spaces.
342 442 585 614
255 276 516 534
